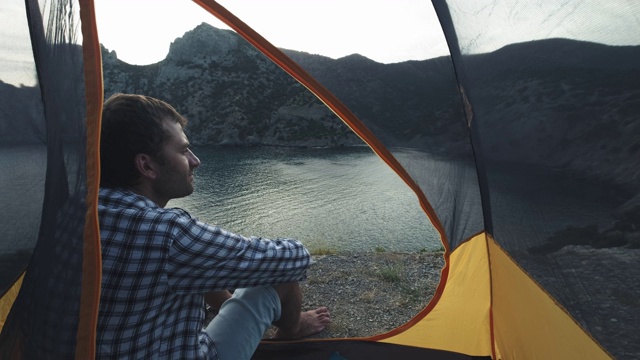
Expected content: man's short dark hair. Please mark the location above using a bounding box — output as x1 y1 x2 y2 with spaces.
100 93 188 188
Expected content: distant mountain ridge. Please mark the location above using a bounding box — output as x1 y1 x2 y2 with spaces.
102 22 466 150
1 22 638 195
101 25 640 250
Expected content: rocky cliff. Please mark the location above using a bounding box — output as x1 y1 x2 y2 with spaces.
103 24 640 194
2 22 638 196
102 23 362 148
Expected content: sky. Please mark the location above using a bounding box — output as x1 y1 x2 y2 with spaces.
445 0 640 55
93 0 449 66
93 0 640 66
0 0 38 86
1 0 639 86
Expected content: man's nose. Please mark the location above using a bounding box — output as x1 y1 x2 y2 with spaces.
188 149 201 167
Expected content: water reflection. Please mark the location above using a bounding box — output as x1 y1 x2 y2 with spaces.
169 146 441 253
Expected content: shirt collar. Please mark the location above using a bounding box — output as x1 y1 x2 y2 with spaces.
99 187 160 210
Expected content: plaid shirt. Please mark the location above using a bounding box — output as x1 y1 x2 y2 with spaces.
96 188 310 359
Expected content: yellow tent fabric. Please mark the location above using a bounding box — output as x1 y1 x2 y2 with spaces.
488 237 611 359
0 275 23 333
380 233 492 356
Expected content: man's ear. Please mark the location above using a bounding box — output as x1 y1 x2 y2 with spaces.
134 153 158 180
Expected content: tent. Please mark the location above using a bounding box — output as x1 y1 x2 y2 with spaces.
1 0 638 358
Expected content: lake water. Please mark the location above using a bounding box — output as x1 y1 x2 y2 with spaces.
169 146 442 253
0 144 627 293
169 145 628 254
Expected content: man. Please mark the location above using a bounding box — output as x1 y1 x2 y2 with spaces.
97 93 330 359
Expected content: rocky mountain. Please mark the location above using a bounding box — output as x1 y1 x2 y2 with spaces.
103 23 640 194
463 38 640 193
283 38 640 194
102 23 362 148
0 82 44 144
102 23 466 150
2 22 638 196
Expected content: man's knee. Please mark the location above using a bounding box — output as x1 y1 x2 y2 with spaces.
206 286 281 360
272 282 301 302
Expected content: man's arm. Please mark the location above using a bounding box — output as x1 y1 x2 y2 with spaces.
167 213 311 294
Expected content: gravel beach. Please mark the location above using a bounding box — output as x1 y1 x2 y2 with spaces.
299 251 445 339
203 251 445 339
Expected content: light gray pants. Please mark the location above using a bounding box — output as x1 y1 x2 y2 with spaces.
205 286 281 360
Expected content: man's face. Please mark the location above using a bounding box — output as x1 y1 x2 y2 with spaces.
151 120 201 204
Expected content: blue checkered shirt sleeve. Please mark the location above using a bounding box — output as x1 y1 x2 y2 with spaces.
167 210 310 292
